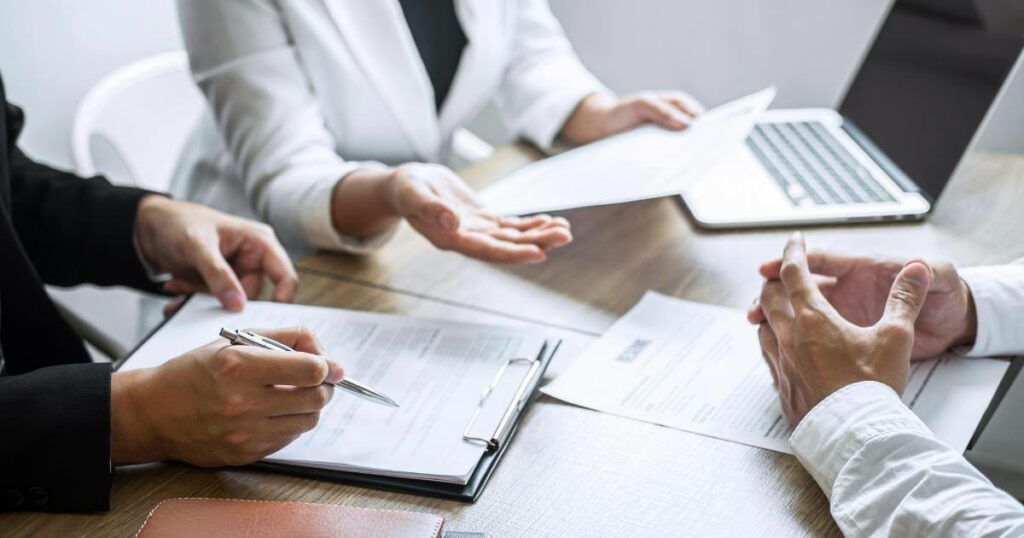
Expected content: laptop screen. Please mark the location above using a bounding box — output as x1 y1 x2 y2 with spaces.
839 0 1024 200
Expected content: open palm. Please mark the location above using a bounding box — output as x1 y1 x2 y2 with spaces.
391 163 572 264
750 253 974 359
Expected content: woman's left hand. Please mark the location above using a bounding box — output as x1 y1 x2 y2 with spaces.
559 91 704 146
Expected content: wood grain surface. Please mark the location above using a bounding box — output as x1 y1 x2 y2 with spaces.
4 145 1022 537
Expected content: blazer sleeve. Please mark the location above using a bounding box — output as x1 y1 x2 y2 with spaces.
494 0 611 152
0 363 113 512
8 147 160 291
176 0 390 253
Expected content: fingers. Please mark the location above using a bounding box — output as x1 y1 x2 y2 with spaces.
759 281 795 344
261 384 334 417
879 261 933 330
252 227 299 303
747 275 836 325
239 272 264 300
778 232 830 311
246 326 327 355
266 412 323 439
497 214 570 232
189 235 247 312
660 91 705 117
758 323 781 388
163 296 186 318
446 231 548 264
489 225 572 251
406 178 461 232
760 251 860 280
634 95 692 130
220 346 341 387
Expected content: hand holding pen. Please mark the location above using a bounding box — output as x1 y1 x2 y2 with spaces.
221 328 399 407
111 326 348 467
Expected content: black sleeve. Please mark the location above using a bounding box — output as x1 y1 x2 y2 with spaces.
7 147 162 292
0 363 112 512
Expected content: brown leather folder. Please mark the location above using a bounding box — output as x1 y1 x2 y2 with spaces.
136 498 445 537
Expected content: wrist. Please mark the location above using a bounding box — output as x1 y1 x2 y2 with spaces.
559 93 616 145
110 369 164 465
133 194 172 270
951 278 979 348
329 166 402 238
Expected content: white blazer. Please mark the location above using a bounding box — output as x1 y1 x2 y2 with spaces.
174 0 607 253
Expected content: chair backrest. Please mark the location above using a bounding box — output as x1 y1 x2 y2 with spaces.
71 51 205 191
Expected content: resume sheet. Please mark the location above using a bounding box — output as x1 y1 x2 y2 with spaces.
478 87 776 216
543 292 1010 454
120 296 548 484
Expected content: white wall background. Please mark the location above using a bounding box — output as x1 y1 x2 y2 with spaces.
0 0 1021 348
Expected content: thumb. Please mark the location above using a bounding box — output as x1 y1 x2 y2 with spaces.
409 183 460 232
880 261 932 328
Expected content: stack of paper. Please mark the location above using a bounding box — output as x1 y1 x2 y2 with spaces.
543 292 1010 454
479 88 776 216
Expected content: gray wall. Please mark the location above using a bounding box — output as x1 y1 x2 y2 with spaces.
2 0 1021 168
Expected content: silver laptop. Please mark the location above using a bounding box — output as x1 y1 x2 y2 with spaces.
683 0 1024 228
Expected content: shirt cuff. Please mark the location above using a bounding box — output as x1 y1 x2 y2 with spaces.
790 381 932 497
263 162 398 254
958 265 1024 357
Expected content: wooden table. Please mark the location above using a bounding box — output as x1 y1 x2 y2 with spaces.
4 146 1023 537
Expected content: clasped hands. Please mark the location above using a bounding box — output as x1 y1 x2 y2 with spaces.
747 233 978 425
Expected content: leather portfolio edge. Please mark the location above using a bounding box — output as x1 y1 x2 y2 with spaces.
250 339 560 502
114 300 559 502
134 497 445 537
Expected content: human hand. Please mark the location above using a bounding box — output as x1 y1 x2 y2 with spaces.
134 195 298 311
559 91 704 146
387 163 572 264
110 327 343 467
753 233 933 425
748 250 977 359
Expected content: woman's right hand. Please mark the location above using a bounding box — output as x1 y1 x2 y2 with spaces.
387 163 572 264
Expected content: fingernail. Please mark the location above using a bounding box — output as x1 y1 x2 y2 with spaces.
902 261 932 286
225 289 246 310
325 359 345 384
439 211 457 231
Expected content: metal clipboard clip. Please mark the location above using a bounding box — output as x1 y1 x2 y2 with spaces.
462 344 547 453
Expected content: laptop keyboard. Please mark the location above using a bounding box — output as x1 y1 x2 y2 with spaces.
746 122 895 206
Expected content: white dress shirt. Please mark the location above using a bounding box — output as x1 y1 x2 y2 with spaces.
791 264 1024 537
173 0 607 254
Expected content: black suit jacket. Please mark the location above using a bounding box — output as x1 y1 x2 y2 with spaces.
0 72 160 512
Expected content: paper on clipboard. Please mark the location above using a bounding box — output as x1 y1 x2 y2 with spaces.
119 295 548 485
479 87 776 216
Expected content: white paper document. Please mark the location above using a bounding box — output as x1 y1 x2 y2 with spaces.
479 87 776 216
543 292 1010 454
120 296 548 484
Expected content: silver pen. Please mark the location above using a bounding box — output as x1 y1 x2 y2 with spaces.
219 328 399 408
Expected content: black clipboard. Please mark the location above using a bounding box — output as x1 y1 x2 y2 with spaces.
115 296 559 503
967 355 1023 451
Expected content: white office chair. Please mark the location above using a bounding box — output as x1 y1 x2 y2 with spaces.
71 51 494 188
61 52 206 360
72 51 205 191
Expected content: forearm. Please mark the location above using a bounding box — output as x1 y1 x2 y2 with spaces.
792 382 1024 537
556 93 617 147
8 148 159 290
329 167 400 239
0 364 113 512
